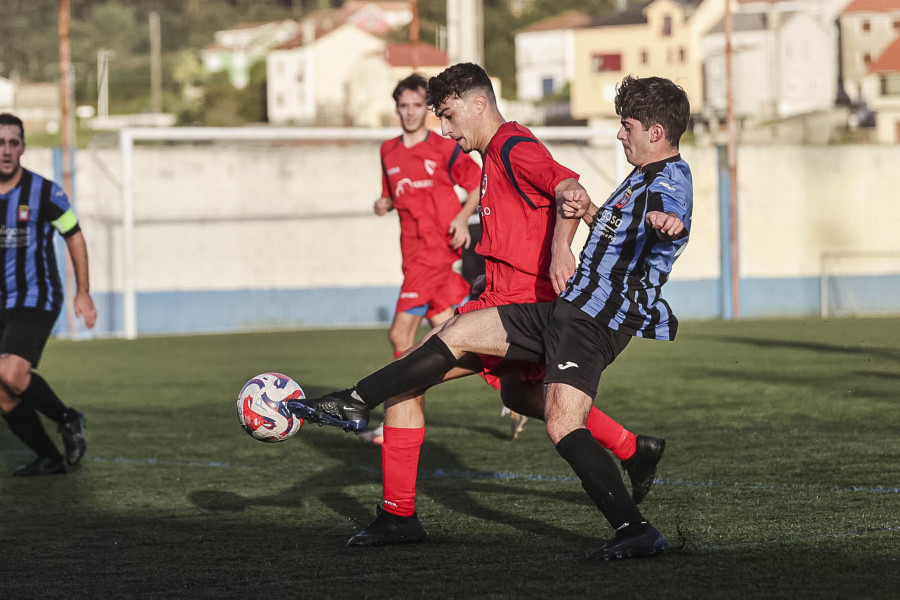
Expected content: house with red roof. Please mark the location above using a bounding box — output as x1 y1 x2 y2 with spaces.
862 35 900 141
346 42 450 127
267 19 384 125
839 0 900 102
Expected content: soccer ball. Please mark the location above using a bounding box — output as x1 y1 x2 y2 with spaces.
237 372 305 443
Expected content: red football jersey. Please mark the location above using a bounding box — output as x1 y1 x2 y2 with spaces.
380 131 481 270
477 122 579 278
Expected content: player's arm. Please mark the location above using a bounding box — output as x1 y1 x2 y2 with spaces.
448 187 479 249
376 156 394 216
63 231 97 329
550 178 587 294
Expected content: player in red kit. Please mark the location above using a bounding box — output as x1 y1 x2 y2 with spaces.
342 65 666 547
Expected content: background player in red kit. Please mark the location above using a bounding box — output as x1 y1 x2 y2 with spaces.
344 64 666 547
362 74 481 446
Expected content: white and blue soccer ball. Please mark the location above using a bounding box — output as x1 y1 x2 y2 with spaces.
237 372 305 443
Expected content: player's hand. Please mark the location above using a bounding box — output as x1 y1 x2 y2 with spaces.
559 188 591 219
74 290 97 329
549 248 576 295
373 197 393 216
646 211 686 240
448 215 471 249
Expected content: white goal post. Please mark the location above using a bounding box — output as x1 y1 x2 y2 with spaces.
117 126 624 339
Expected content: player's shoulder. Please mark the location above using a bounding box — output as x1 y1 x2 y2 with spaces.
646 156 692 199
380 136 403 155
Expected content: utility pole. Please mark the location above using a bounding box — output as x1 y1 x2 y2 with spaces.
410 0 419 70
150 11 162 113
58 0 76 334
725 0 739 318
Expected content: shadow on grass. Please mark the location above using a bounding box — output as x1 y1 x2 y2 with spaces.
190 438 598 546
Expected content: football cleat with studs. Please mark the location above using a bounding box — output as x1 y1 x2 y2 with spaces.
621 435 666 504
287 387 369 432
587 524 666 561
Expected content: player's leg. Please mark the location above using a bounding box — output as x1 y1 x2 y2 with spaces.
348 353 484 546
289 307 510 429
0 354 67 476
547 383 665 560
539 300 665 559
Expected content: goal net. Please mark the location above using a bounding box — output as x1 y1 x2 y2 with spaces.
819 251 900 318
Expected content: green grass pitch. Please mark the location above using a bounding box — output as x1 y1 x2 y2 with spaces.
1 317 898 598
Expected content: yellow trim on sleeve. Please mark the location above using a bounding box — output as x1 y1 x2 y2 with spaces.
52 208 79 234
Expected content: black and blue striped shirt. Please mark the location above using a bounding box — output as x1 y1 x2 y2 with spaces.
561 155 692 340
0 169 81 313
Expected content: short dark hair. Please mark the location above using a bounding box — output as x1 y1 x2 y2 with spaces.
0 113 24 140
392 73 428 104
426 62 496 110
614 76 690 147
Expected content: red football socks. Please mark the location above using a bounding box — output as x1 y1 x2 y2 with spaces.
586 407 637 460
381 426 425 517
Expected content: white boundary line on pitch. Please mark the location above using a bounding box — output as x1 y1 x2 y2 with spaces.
44 456 899 495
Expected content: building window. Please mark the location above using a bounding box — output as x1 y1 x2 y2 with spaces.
864 52 872 65
592 53 622 72
640 49 648 64
542 77 554 97
662 15 672 37
679 47 686 62
862 20 871 32
895 20 900 32
881 75 900 96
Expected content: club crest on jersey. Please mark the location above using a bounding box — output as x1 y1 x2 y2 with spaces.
17 206 30 222
615 188 633 209
424 159 437 176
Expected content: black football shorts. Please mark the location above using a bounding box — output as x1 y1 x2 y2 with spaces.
0 308 59 368
496 299 631 398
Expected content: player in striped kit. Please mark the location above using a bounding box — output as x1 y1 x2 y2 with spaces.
293 68 676 554
0 113 95 476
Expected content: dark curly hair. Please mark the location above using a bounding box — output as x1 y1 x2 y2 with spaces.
392 73 428 104
0 113 24 140
426 63 495 110
614 76 690 147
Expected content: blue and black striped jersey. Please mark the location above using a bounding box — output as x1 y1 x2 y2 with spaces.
0 169 81 313
561 155 692 340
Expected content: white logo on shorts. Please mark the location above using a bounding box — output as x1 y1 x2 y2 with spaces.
557 361 579 370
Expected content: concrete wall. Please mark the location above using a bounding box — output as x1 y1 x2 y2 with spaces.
25 138 900 337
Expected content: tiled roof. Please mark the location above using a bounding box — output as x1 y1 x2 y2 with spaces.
842 0 900 15
384 43 447 67
869 35 900 72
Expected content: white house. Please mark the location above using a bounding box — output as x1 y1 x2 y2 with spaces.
702 0 839 123
202 20 300 89
267 23 385 125
514 11 591 102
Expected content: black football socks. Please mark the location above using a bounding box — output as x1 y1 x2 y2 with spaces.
3 400 64 460
355 335 458 408
20 372 69 424
556 428 648 535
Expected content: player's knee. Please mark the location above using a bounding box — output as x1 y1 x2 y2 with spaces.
388 323 415 353
0 360 29 395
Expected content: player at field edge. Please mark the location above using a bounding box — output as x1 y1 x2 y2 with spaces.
0 113 95 476
359 73 482 446
293 67 681 557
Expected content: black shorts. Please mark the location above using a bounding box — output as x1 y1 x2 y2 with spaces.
0 308 59 368
496 299 631 398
